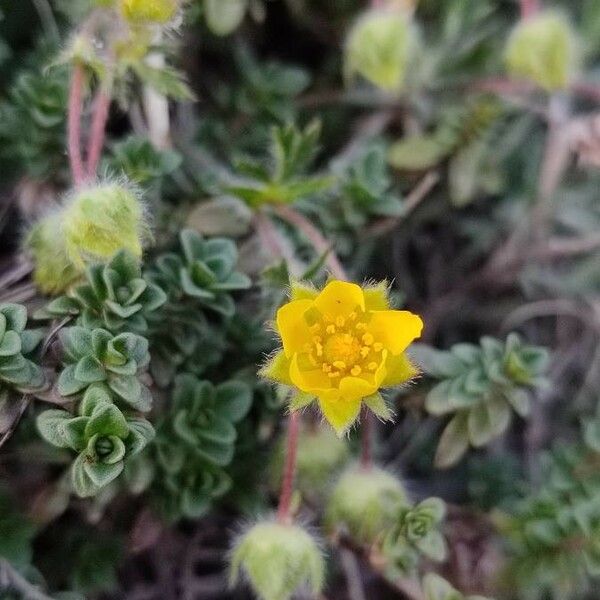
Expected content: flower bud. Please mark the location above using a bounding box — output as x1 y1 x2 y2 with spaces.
344 8 415 92
63 182 148 268
504 12 577 91
270 423 349 499
230 520 325 600
121 0 178 23
325 465 408 543
25 213 80 295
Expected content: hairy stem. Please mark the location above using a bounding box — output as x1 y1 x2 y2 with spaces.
67 63 86 187
86 86 112 179
520 0 540 19
273 204 347 280
277 410 300 524
360 406 373 469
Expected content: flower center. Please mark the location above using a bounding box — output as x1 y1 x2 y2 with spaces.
304 311 385 380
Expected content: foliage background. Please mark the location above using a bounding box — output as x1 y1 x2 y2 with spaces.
0 0 599 599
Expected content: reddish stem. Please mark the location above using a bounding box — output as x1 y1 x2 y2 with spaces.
86 87 111 180
274 204 347 281
67 63 86 187
277 411 300 524
360 406 373 469
520 0 540 19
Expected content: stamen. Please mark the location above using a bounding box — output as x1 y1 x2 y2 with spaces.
332 360 347 371
373 342 383 352
322 363 332 373
315 343 323 357
351 365 362 376
335 316 345 327
367 361 378 371
355 322 367 331
360 347 370 358
362 333 374 346
326 324 336 334
328 371 341 378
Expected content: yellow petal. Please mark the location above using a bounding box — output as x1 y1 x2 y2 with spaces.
259 350 293 385
314 280 365 316
289 280 319 301
339 376 378 402
368 310 423 355
318 396 362 435
382 352 419 387
290 353 334 394
363 281 391 311
276 299 314 357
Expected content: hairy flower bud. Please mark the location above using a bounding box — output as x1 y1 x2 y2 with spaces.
63 182 148 268
26 213 80 295
325 465 409 543
504 12 577 91
121 0 178 23
344 8 415 92
229 520 325 600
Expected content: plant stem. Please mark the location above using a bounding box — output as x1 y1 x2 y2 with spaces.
273 204 347 280
68 63 86 187
86 86 112 179
277 410 300 524
520 0 540 19
360 406 373 469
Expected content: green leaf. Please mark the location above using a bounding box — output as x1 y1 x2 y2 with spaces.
127 418 155 455
133 63 196 101
37 409 73 448
0 303 28 333
83 460 124 489
74 355 105 383
85 403 129 438
58 364 88 396
0 330 21 356
417 530 447 562
467 398 510 447
215 381 252 422
204 0 248 36
435 412 470 469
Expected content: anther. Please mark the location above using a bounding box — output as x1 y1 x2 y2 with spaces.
332 361 347 371
362 333 374 346
360 347 370 358
335 316 345 327
351 365 362 376
326 324 336 334
367 362 378 371
373 342 383 352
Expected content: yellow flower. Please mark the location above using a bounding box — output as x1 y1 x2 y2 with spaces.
261 280 423 435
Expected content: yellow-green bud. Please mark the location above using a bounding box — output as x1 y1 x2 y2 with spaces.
230 521 325 600
26 213 81 295
344 8 414 92
63 182 148 268
270 424 349 499
204 0 248 37
121 0 178 23
504 12 577 91
325 465 409 543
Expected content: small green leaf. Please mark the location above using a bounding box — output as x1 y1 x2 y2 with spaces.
435 412 470 469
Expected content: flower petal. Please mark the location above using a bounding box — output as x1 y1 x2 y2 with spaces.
276 299 314 357
363 281 390 311
318 396 362 435
290 353 333 394
368 310 423 355
382 352 419 387
314 280 365 316
339 376 378 402
260 350 293 385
